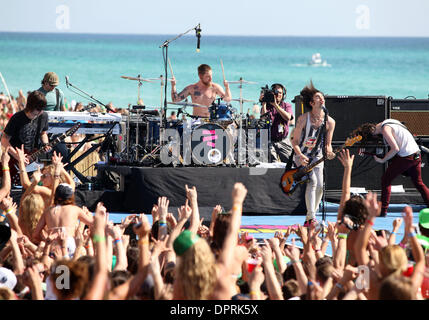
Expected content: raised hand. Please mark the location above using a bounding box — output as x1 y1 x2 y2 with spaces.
338 149 354 169
32 166 42 182
402 206 414 233
15 145 29 165
284 238 300 261
185 184 198 203
133 213 151 238
157 196 169 221
231 182 247 204
364 192 381 218
177 199 192 221
392 218 403 232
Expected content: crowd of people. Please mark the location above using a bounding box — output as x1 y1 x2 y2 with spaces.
0 70 428 302
0 144 428 300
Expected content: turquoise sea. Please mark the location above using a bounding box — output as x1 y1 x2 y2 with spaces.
1 32 429 116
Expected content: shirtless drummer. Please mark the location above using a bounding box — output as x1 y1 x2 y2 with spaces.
171 64 232 118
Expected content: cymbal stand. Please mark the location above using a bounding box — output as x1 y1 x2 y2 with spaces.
159 75 164 149
126 105 131 162
238 78 244 166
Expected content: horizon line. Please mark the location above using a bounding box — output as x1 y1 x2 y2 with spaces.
1 30 429 39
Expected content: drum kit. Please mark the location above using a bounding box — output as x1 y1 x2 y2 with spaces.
115 73 272 167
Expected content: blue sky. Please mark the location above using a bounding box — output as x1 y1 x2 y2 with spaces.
1 0 429 37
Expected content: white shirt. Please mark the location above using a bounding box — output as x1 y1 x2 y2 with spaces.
382 119 419 157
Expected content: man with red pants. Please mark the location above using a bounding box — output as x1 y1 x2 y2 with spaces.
356 119 429 216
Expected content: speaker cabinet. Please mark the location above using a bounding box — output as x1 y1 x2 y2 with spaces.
389 98 429 137
294 95 388 142
325 144 386 191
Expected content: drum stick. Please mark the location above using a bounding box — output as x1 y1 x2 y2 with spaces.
168 59 175 79
220 59 226 82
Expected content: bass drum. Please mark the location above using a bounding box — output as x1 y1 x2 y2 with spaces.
191 123 232 166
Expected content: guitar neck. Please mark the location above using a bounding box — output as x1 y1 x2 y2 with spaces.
29 133 66 161
304 144 347 172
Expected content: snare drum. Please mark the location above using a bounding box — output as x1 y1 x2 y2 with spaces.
191 123 232 165
209 101 234 124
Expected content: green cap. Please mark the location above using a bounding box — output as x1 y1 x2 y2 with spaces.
273 256 291 272
173 230 200 256
416 234 429 251
419 208 429 229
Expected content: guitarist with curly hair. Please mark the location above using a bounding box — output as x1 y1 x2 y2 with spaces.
354 120 429 216
291 81 336 226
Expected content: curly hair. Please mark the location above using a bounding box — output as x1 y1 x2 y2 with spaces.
19 193 44 238
176 238 217 300
300 80 322 110
342 196 369 226
352 122 378 144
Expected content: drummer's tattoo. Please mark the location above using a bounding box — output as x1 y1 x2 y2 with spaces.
194 91 201 96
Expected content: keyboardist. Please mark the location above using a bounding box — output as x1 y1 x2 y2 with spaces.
37 71 69 160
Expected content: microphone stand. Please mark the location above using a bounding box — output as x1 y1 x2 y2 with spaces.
321 108 329 239
66 78 116 113
159 24 200 151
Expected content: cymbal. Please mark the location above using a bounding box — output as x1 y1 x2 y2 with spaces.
120 75 153 82
167 101 208 108
231 98 256 103
227 78 257 85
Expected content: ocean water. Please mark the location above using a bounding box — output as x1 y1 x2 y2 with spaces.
1 32 429 116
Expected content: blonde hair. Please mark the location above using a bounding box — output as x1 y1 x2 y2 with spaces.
379 274 415 300
19 193 45 238
176 239 217 300
379 245 408 277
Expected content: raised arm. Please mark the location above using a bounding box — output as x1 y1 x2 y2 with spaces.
388 218 403 246
403 206 425 290
0 147 11 199
171 80 192 103
260 241 283 300
185 185 200 234
84 202 108 300
337 149 354 221
218 183 247 269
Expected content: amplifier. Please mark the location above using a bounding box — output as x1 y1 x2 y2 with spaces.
389 98 429 137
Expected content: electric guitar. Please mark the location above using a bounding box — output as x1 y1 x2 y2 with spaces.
9 122 82 185
280 135 362 195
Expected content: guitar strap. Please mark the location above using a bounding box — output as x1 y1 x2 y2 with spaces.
297 114 325 164
32 114 43 151
55 88 60 111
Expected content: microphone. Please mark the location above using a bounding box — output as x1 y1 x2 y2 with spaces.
195 24 201 53
65 76 70 88
322 105 328 114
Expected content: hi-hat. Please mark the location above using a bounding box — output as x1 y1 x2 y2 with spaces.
121 75 154 82
231 98 256 103
167 101 208 108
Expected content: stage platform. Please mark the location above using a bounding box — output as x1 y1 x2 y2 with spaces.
83 164 427 216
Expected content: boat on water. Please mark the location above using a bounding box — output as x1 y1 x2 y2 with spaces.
308 52 328 66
